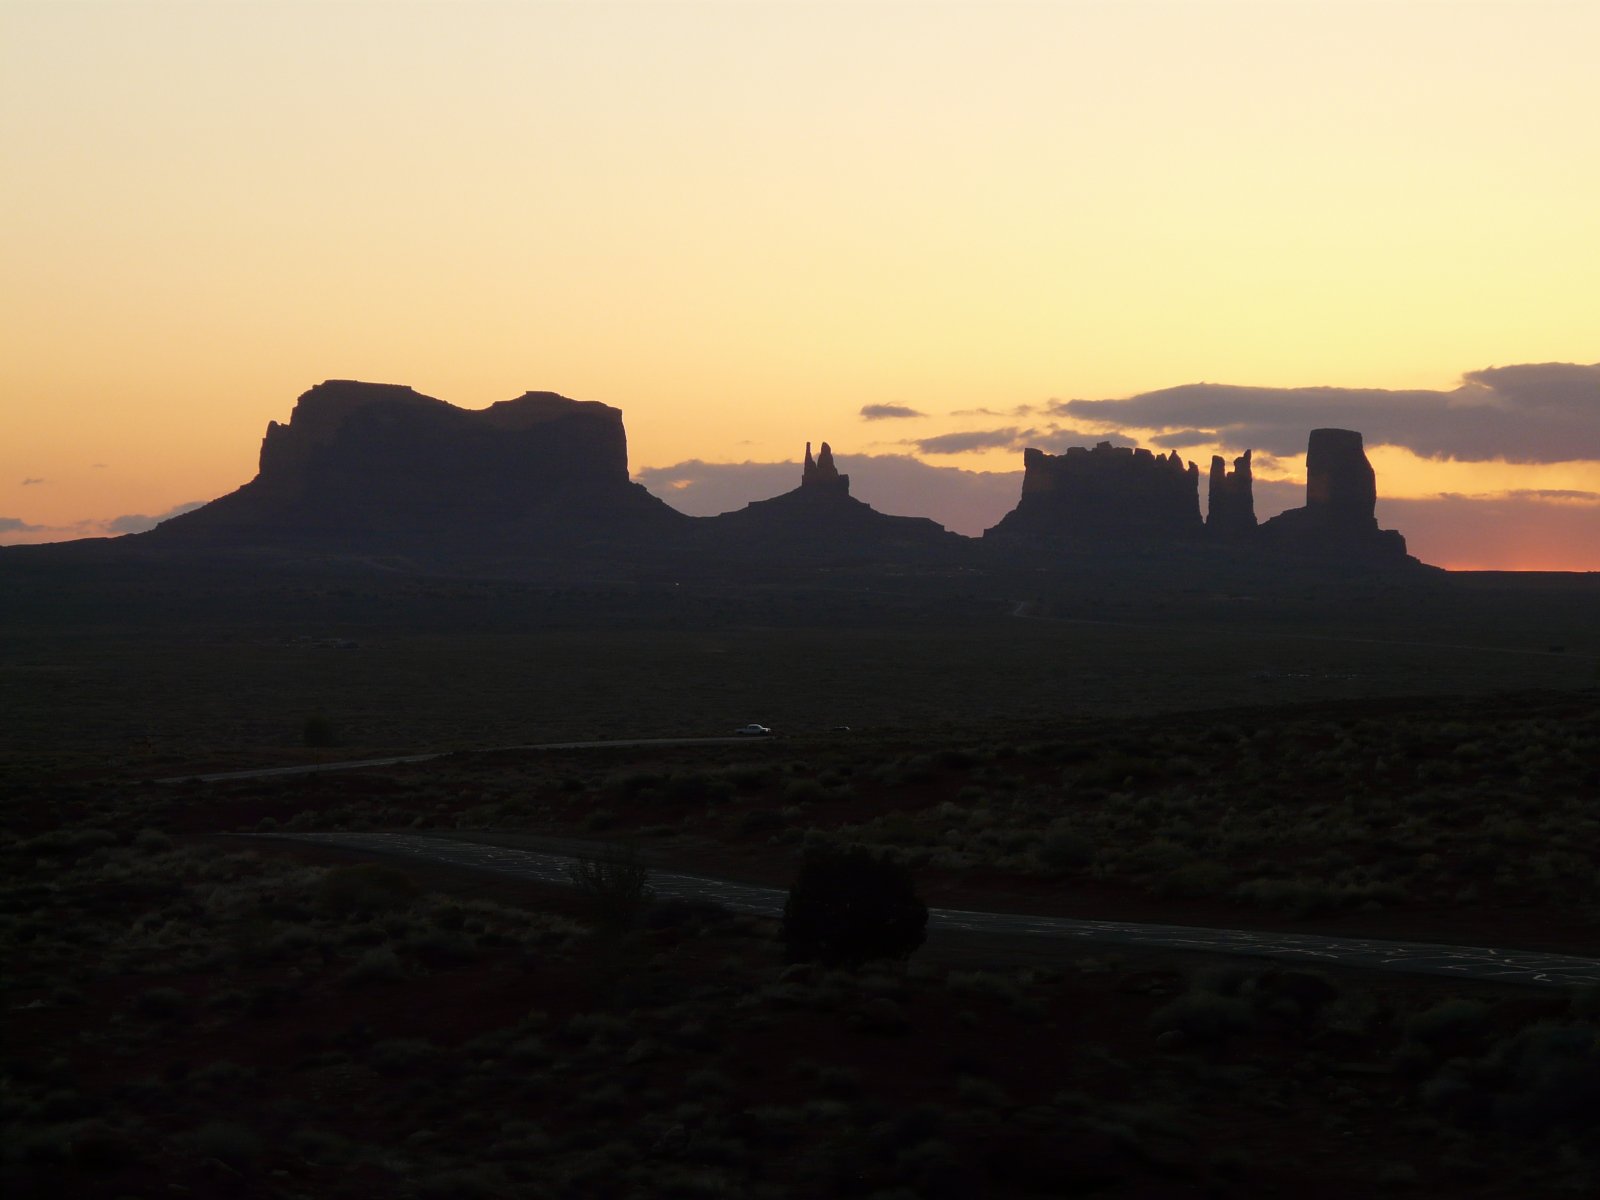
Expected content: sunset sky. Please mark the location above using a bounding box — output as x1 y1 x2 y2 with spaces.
3 1 1596 569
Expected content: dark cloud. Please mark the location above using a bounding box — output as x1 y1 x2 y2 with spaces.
905 426 1140 457
105 501 205 535
635 459 802 520
1147 430 1217 449
1049 362 1599 463
911 427 1034 455
950 403 1035 417
0 516 44 533
21 477 45 485
859 403 926 420
1503 488 1600 503
1251 478 1304 521
1462 363 1598 412
1026 428 1137 454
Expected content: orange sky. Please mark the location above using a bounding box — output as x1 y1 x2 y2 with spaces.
3 2 1596 568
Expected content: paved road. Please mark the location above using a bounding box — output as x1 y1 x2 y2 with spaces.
160 737 763 783
247 831 1600 990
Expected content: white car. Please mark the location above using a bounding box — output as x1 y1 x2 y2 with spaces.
733 723 772 736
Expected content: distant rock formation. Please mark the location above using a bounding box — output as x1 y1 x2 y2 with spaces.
1305 428 1376 523
35 379 1420 577
149 380 685 552
983 428 1415 568
1259 429 1408 560
1206 449 1256 537
984 441 1202 542
802 441 850 496
701 441 958 561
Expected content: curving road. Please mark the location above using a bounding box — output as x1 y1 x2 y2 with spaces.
160 737 763 784
245 831 1600 991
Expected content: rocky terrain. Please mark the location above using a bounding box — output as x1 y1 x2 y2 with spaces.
1259 428 1410 561
985 442 1203 542
146 381 687 559
696 441 963 563
5 382 1424 575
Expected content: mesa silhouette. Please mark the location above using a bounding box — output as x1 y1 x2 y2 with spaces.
81 380 1415 570
985 429 1410 564
151 381 686 559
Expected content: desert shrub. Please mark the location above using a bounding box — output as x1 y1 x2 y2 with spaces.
568 847 654 932
23 828 117 859
1486 1022 1600 1135
133 986 187 1019
1405 998 1491 1048
1233 876 1402 918
316 863 419 915
1572 984 1600 1020
724 765 774 792
1154 860 1232 898
187 1120 264 1169
1036 827 1096 872
947 970 1023 1003
684 1067 737 1098
956 1074 1011 1107
739 808 785 835
301 713 337 747
782 779 828 805
781 846 927 967
1420 1020 1600 1147
190 1061 252 1090
1123 838 1194 874
132 828 172 853
936 747 979 770
615 769 671 797
1079 751 1162 788
341 945 405 985
369 1038 438 1074
1150 991 1254 1042
666 773 735 805
507 1036 549 1065
645 897 731 932
565 1012 633 1045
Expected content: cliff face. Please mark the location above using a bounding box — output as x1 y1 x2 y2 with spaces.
1260 428 1408 560
801 441 851 496
985 441 1202 541
982 429 1416 568
1304 428 1377 525
1206 449 1257 538
154 380 681 548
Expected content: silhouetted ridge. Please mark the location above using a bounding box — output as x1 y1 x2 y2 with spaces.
21 382 1421 577
1259 428 1408 561
1207 449 1257 538
701 440 960 562
150 380 683 553
801 441 850 496
985 441 1203 542
982 429 1415 569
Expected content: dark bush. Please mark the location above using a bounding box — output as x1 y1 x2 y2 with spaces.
568 847 654 932
302 713 337 747
316 864 419 915
781 846 927 967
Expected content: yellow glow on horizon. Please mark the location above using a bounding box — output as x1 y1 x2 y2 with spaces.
3 2 1597 568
